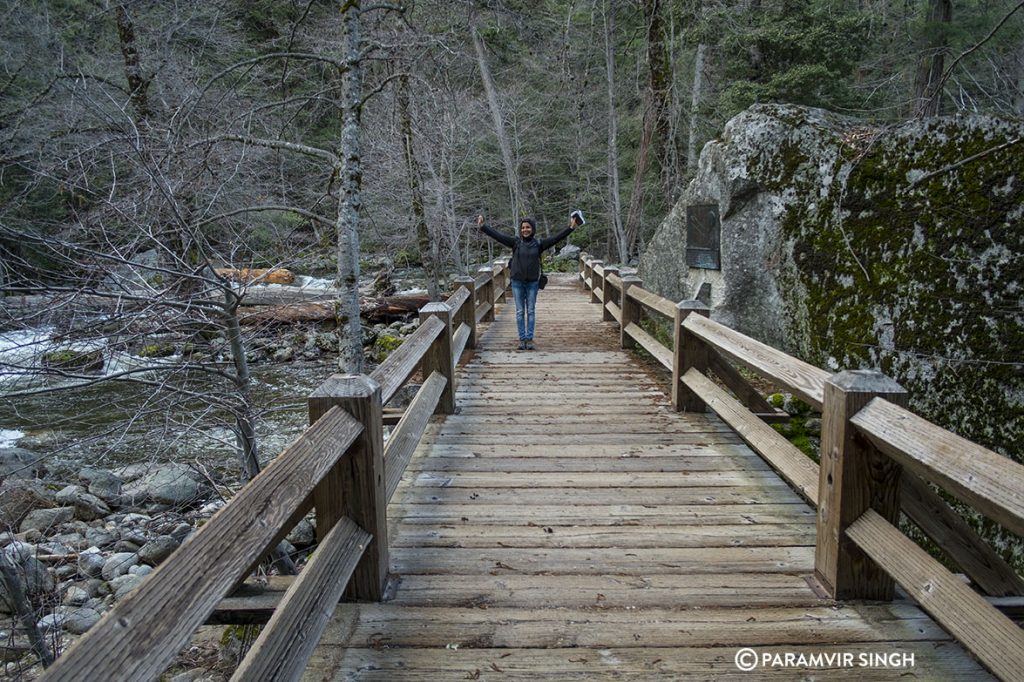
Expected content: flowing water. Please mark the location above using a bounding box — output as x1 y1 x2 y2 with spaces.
0 272 430 478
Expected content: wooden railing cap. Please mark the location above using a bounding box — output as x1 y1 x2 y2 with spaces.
676 299 710 312
453 275 475 283
310 374 382 400
827 369 905 394
420 301 452 316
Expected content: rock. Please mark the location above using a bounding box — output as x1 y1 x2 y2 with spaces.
20 506 74 534
272 347 294 362
286 519 315 548
0 447 45 478
78 547 106 579
101 552 138 581
37 612 67 632
110 573 147 599
60 606 101 634
54 563 78 579
0 544 54 613
0 531 14 546
138 536 179 565
169 523 193 543
0 478 55 529
121 463 202 507
63 584 91 606
80 467 124 504
55 485 111 521
640 102 1023 465
804 418 823 435
130 564 153 577
555 244 581 261
85 528 117 549
113 540 142 553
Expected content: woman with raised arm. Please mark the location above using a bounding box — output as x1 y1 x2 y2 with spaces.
477 213 579 350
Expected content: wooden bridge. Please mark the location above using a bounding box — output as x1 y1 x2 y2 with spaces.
40 260 1024 680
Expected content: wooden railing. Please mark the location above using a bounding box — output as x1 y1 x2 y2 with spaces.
40 261 510 682
579 253 1024 681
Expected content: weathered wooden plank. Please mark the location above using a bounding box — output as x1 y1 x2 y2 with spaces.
388 503 816 526
397 486 802 506
387 572 824 609
391 523 815 549
391 546 814 575
412 442 763 458
683 314 830 409
847 509 1024 681
708 349 778 415
602 301 618 323
900 473 1024 597
625 284 677 320
318 603 948 650
404 471 794 489
40 408 363 682
420 433 743 446
683 368 819 504
852 397 1024 539
369 315 444 405
405 454 774 473
623 322 673 369
384 371 447 502
306 643 990 680
231 518 370 682
451 323 471 365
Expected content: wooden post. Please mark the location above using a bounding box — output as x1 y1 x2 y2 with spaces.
308 375 387 601
619 275 643 350
816 370 908 600
477 267 495 322
419 302 456 414
578 253 589 289
495 260 508 303
673 300 710 412
454 276 477 349
589 260 604 304
601 266 620 322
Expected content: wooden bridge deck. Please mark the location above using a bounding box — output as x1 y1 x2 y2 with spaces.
304 274 990 680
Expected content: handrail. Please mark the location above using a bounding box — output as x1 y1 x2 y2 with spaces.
626 285 676 320
39 262 514 679
370 315 445 405
683 314 829 410
578 253 1024 679
852 398 1024 538
41 407 364 681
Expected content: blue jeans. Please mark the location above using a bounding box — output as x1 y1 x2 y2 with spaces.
510 279 540 340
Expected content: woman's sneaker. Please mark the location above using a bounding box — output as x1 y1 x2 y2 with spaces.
518 339 527 350
525 340 535 350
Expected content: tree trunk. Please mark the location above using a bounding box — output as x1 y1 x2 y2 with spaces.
912 0 953 117
472 26 521 220
223 291 261 481
335 0 365 373
603 0 628 265
398 75 440 299
623 0 672 261
687 41 706 173
115 4 151 121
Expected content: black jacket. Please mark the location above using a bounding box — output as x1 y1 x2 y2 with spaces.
480 223 574 282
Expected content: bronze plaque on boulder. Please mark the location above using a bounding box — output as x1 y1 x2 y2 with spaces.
686 204 720 270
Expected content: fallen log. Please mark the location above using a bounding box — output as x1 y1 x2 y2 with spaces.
239 295 432 326
213 268 295 285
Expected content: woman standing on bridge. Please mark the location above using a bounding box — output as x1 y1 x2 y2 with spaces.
477 213 579 350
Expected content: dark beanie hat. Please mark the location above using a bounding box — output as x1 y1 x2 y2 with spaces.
521 217 537 230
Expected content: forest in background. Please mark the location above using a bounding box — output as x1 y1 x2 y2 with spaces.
2 0 1022 285
0 0 1021 476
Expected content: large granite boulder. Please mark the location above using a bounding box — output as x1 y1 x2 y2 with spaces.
641 103 1022 462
